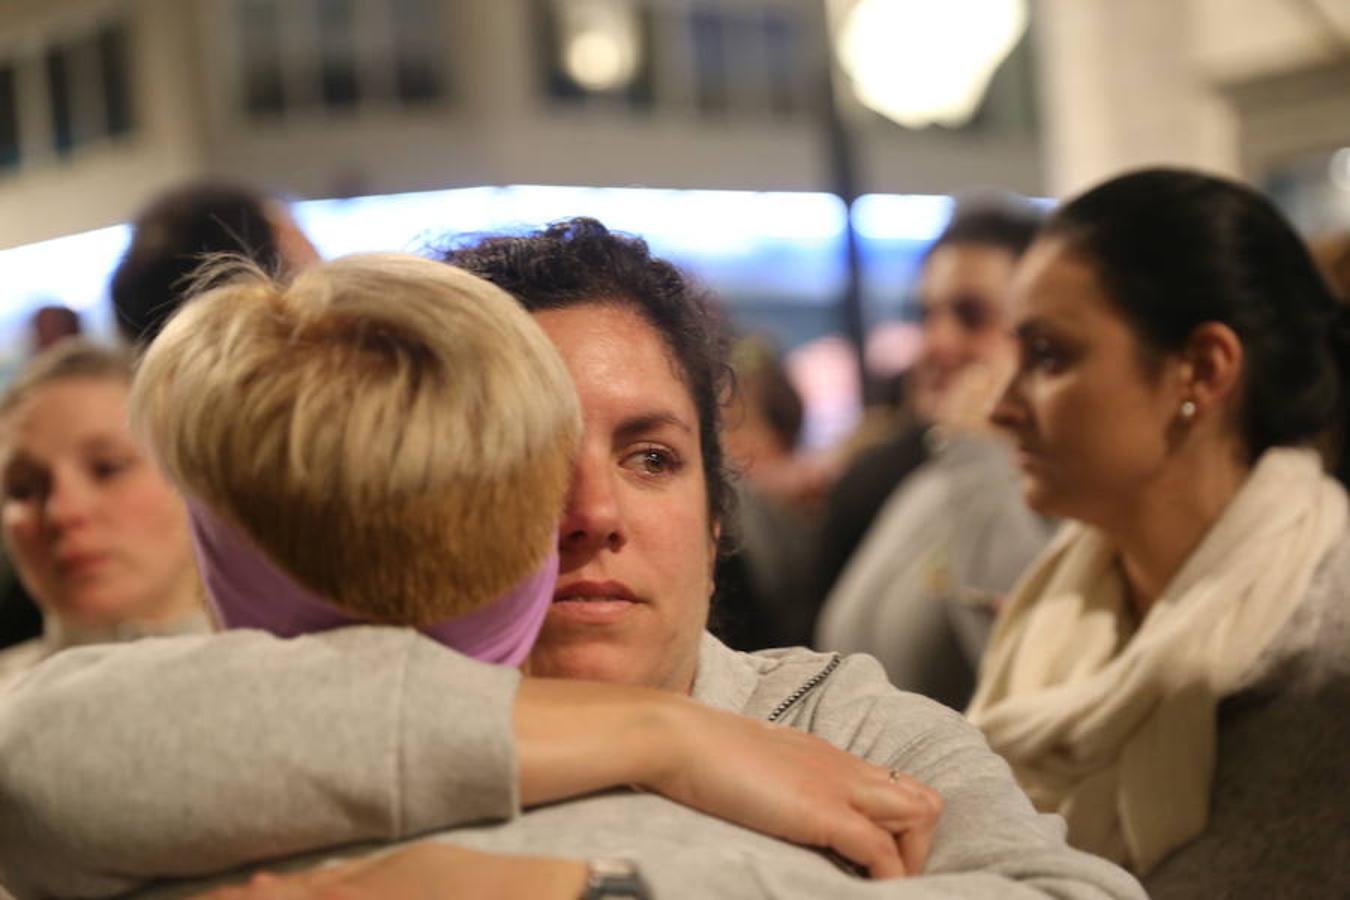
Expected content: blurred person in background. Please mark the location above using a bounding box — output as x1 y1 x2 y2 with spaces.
0 305 89 655
111 180 319 346
815 200 1053 709
968 168 1350 898
28 305 81 353
0 221 1142 900
815 200 1046 599
716 334 822 650
0 340 205 692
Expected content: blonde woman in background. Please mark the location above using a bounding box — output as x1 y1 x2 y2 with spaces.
0 340 205 691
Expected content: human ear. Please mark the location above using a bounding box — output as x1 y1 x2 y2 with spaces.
1179 322 1244 416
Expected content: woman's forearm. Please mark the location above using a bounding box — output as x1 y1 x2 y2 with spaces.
514 676 682 805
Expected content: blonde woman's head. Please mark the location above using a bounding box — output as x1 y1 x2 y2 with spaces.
0 339 200 628
132 253 581 626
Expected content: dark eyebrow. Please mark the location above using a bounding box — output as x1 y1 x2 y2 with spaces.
1014 318 1048 341
614 413 694 444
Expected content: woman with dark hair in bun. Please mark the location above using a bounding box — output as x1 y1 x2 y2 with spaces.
969 168 1350 897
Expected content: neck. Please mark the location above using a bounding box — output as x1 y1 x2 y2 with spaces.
144 565 208 626
1107 442 1251 617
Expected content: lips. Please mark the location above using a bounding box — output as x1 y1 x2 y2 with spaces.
548 579 645 626
553 580 641 604
55 550 110 579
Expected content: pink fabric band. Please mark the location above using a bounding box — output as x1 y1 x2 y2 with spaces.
187 499 556 666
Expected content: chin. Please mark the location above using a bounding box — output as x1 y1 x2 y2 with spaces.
49 594 138 630
1019 474 1063 518
528 641 647 687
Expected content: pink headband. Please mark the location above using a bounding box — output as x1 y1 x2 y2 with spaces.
187 499 556 667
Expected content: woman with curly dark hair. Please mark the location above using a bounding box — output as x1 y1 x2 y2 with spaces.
0 221 1140 900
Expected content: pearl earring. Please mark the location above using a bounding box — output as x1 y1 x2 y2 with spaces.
1180 400 1197 420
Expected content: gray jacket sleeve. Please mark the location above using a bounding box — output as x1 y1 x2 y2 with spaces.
0 627 521 899
785 653 1145 900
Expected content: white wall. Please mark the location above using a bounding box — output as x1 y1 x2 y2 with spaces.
1034 0 1350 199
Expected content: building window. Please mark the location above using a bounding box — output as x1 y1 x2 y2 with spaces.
233 0 446 120
688 5 729 114
44 46 75 156
390 0 446 103
96 25 134 137
687 4 810 118
240 0 286 115
317 0 361 109
761 8 803 117
0 64 18 169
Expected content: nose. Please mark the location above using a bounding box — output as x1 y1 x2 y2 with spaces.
43 473 94 534
558 452 625 561
989 369 1026 435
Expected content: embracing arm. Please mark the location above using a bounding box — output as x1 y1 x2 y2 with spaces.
0 628 520 898
782 654 1146 900
0 630 930 898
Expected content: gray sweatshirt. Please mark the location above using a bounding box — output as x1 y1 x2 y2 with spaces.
817 433 1053 709
0 631 1143 900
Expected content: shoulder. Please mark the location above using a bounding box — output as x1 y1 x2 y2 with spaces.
0 638 51 693
706 636 977 768
1243 526 1350 694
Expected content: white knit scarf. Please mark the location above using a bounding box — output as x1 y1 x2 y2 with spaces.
966 448 1347 874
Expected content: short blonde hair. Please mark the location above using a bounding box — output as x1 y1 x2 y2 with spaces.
131 253 580 626
1 339 133 417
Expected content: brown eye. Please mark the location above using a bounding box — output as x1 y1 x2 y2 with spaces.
952 297 993 332
622 447 682 478
1025 336 1067 373
89 457 133 482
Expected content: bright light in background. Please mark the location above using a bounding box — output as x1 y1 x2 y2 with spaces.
0 225 131 314
0 185 964 450
558 0 642 92
295 184 848 261
852 193 954 240
832 0 1028 129
0 185 855 324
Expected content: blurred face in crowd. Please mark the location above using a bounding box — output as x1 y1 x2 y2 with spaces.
913 243 1019 419
528 303 717 693
991 239 1190 529
0 377 199 629
265 201 322 273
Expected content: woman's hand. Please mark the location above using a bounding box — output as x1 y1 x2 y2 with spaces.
194 843 587 900
651 700 943 878
514 679 942 879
